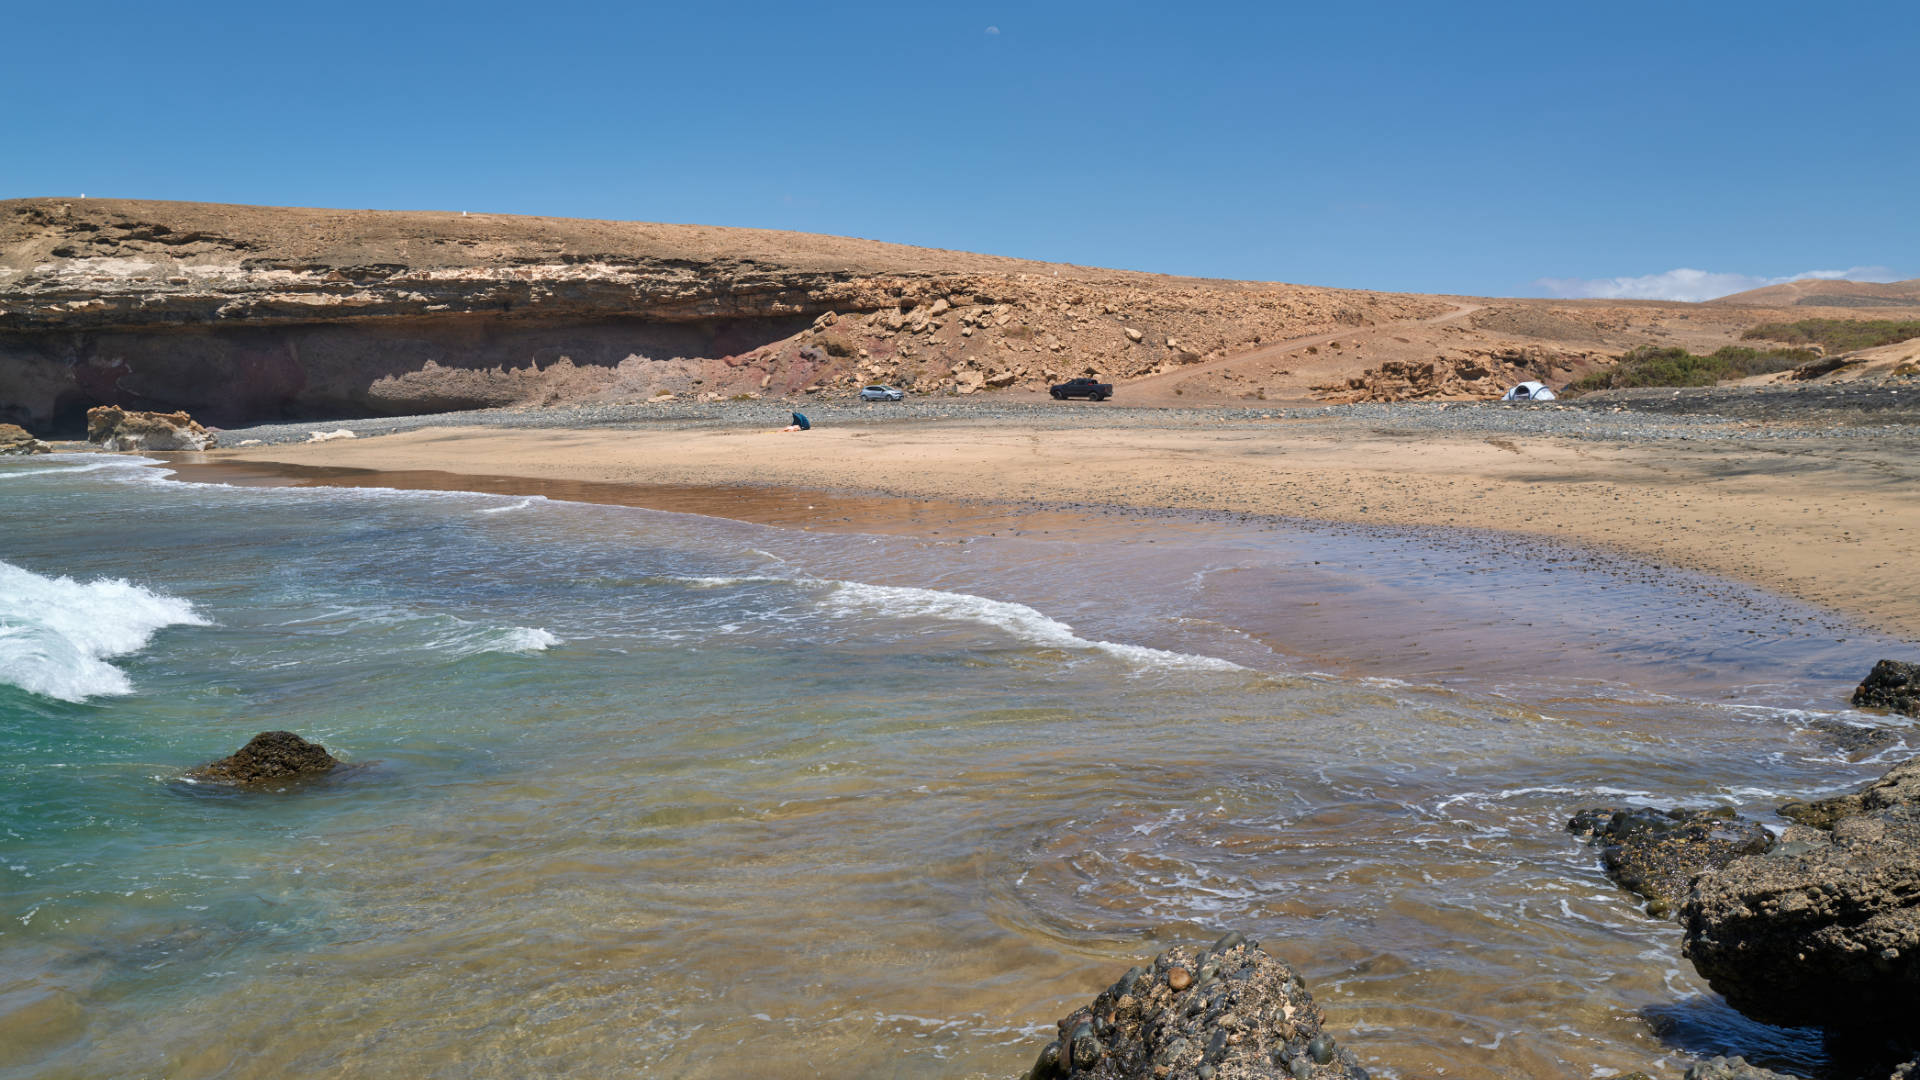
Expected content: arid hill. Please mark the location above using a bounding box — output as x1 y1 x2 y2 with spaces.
0 197 1885 429
1712 277 1920 308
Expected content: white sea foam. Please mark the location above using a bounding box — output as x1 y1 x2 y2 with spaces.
821 581 1241 671
0 457 162 482
495 627 560 653
427 623 561 656
478 498 539 514
0 560 210 702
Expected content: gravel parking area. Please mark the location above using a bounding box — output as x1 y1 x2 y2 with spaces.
213 382 1920 447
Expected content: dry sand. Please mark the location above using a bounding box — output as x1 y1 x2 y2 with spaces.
198 416 1920 644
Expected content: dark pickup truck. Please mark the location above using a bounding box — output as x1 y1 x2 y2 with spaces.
1049 377 1113 401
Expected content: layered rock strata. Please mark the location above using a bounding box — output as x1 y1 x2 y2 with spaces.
86 405 216 450
0 198 1438 431
0 422 50 454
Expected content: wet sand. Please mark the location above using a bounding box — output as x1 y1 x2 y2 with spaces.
192 415 1920 644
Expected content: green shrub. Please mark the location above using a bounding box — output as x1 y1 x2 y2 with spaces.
1566 344 1816 394
1742 318 1920 352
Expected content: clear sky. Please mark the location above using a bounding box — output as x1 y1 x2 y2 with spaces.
5 1 1915 299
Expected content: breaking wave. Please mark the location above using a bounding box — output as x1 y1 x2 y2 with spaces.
425 621 561 656
0 559 211 702
820 581 1242 671
0 457 162 482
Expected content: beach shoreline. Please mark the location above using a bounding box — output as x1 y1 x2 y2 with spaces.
189 401 1920 644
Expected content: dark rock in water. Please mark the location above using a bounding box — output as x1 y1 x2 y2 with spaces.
1854 660 1920 718
1024 932 1372 1080
1568 805 1775 919
1779 757 1920 830
1681 802 1920 1036
1682 1056 1801 1080
1806 716 1901 760
191 731 338 786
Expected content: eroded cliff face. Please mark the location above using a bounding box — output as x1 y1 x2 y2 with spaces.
0 198 1442 431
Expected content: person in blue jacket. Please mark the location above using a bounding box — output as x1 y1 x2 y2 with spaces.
783 412 811 431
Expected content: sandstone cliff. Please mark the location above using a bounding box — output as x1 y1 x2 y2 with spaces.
0 198 1441 431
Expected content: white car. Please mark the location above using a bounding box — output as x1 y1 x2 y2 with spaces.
860 385 904 402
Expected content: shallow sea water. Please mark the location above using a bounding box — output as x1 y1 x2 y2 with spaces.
1 453 1911 1079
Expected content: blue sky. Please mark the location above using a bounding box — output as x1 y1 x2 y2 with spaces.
5 1 1914 299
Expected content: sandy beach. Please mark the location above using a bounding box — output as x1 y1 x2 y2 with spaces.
200 403 1920 643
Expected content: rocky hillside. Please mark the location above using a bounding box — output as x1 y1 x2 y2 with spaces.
0 198 1443 431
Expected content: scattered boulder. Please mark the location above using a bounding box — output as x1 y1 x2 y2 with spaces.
1682 758 1920 1036
1024 931 1372 1079
1779 757 1920 830
1853 660 1920 718
190 731 338 786
1806 716 1902 760
85 406 217 451
0 423 52 455
1568 805 1776 918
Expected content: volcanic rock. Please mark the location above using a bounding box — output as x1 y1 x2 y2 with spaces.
1681 793 1920 1034
0 422 51 454
1567 805 1776 918
1023 932 1372 1080
1852 660 1920 718
1779 757 1920 830
85 405 217 451
191 731 339 786
1806 716 1902 760
1682 1057 1801 1080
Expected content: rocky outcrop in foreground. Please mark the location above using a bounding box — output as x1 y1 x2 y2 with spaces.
86 405 216 451
1025 933 1370 1080
0 422 50 454
1852 660 1920 718
190 731 338 786
1682 757 1920 1039
1568 805 1775 918
1780 756 1920 830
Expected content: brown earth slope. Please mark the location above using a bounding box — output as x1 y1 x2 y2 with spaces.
1713 277 1920 308
0 197 1885 429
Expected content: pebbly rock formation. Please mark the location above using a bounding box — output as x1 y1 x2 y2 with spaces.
1024 932 1372 1080
0 198 1440 431
1852 660 1920 718
1310 343 1607 403
1568 805 1776 918
1780 757 1920 830
1681 756 1920 1037
190 731 339 786
0 422 50 454
86 405 217 450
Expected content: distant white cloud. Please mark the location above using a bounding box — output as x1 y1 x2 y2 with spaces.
1535 265 1898 303
985 25 1000 35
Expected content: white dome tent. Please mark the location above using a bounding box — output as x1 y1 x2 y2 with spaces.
1501 381 1557 402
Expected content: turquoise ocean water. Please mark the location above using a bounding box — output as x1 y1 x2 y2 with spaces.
1 453 1909 1078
